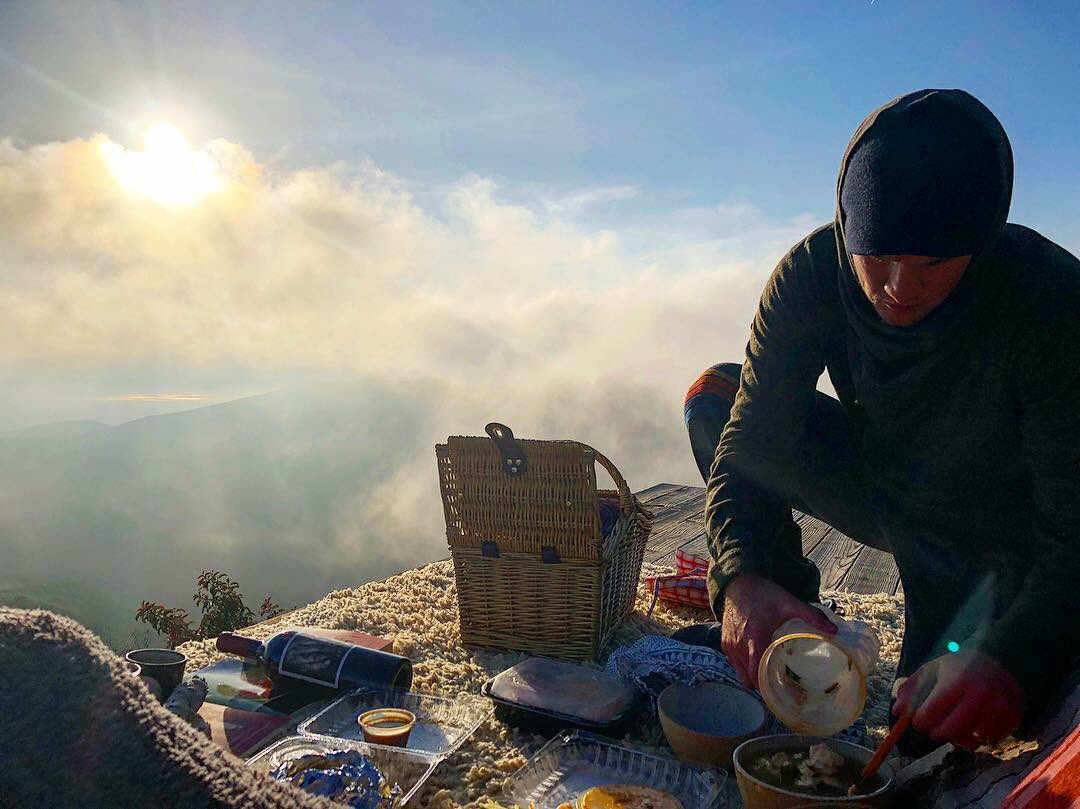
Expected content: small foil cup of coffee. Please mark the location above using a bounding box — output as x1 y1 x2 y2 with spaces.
357 707 416 748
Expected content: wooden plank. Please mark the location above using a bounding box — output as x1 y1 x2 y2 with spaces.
799 516 834 558
806 527 849 583
651 490 707 528
822 535 864 591
634 483 682 504
650 505 833 574
644 487 707 563
644 518 708 563
638 484 901 595
840 545 900 595
638 485 701 512
808 529 857 590
651 528 709 569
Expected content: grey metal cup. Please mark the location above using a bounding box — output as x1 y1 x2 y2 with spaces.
126 648 187 701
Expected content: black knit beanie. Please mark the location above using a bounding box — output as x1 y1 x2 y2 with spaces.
840 92 1005 257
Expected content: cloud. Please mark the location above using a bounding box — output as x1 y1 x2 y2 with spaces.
0 126 823 520
542 183 640 215
0 131 822 636
0 132 816 385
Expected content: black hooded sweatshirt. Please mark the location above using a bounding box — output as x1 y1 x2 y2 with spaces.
705 89 1080 699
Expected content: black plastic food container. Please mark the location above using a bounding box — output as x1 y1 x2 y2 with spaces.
481 658 644 737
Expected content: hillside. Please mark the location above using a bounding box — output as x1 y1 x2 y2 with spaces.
0 380 453 645
1 420 108 439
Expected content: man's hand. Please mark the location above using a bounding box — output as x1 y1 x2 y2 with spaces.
892 649 1026 749
721 572 838 690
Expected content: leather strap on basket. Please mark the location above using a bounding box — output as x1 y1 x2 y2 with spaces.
485 422 528 478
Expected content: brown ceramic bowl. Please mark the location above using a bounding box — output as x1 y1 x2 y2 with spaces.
658 682 768 771
733 734 895 809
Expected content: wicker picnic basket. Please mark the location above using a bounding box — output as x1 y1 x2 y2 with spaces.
436 423 653 661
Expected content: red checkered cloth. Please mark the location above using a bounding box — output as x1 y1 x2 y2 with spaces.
644 548 712 613
675 547 709 574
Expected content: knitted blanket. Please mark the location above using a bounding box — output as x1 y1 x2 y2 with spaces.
0 608 333 809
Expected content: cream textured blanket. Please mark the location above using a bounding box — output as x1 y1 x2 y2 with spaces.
0 607 333 809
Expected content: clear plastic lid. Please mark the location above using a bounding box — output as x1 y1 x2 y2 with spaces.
487 658 641 724
757 609 880 736
298 688 491 761
510 730 726 808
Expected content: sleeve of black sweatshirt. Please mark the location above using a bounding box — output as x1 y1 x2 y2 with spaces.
978 284 1080 696
705 238 827 616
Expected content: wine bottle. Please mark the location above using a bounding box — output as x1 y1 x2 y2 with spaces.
216 629 412 693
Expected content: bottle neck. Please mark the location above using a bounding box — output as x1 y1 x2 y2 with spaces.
216 632 261 658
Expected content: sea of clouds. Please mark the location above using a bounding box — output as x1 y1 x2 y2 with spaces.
0 133 821 642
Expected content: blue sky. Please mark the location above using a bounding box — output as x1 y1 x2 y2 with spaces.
2 1 1078 240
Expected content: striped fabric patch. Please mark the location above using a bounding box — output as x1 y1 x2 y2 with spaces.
683 366 740 407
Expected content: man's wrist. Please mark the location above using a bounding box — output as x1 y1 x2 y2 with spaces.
725 572 759 597
707 552 763 621
713 572 761 622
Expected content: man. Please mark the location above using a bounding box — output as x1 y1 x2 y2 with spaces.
681 88 1079 753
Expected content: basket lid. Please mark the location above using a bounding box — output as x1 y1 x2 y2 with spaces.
439 424 642 559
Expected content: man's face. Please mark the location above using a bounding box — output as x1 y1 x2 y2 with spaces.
850 254 973 327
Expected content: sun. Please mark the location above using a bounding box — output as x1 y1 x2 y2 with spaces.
104 122 222 206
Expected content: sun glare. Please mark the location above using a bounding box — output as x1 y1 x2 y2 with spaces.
104 122 222 206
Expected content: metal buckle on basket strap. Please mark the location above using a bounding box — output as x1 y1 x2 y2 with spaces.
485 422 528 477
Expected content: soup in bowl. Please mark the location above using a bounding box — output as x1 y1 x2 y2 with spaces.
733 734 894 808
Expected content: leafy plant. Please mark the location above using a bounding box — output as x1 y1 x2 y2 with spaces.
134 601 197 648
135 570 278 648
259 596 284 619
192 570 256 639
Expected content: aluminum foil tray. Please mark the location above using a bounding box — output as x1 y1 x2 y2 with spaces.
246 735 437 807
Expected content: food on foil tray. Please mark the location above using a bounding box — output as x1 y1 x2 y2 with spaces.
269 749 401 809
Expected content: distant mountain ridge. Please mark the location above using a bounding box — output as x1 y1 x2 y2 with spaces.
2 420 108 439
0 381 449 647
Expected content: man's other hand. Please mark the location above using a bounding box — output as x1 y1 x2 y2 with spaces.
892 649 1026 749
721 572 838 690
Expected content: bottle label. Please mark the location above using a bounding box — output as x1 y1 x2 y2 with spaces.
278 633 354 689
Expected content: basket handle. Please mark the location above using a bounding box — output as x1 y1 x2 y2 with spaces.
591 448 634 516
485 422 528 477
